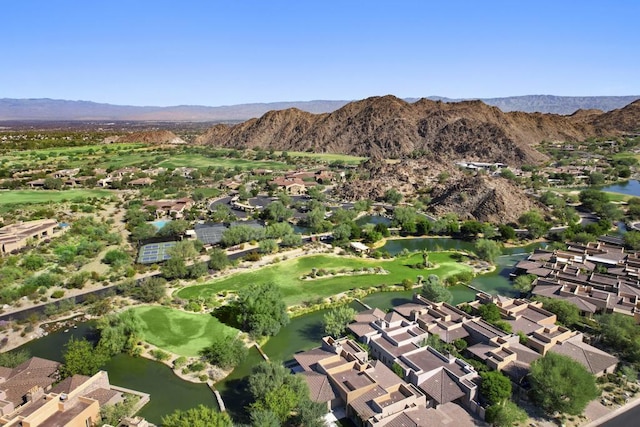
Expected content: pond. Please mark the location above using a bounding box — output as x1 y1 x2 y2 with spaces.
262 301 364 363
381 237 546 300
600 179 640 197
292 224 312 234
355 215 392 227
381 237 476 254
17 322 216 425
360 285 477 310
211 346 263 423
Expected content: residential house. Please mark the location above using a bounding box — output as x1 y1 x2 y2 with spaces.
0 357 146 427
172 167 197 179
294 337 428 427
0 219 58 256
51 169 80 179
270 177 307 195
518 238 640 322
143 198 193 219
128 177 155 187
472 295 618 378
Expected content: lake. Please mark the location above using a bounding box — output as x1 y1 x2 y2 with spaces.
600 180 640 197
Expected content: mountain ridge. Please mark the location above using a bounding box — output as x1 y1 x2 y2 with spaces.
1 95 639 121
196 95 639 166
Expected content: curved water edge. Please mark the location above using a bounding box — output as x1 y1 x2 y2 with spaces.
14 236 542 422
599 179 640 197
16 322 218 425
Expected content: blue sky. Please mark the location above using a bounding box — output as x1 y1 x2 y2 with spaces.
2 1 639 106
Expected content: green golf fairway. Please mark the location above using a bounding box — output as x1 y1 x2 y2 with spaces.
176 252 472 306
130 306 239 356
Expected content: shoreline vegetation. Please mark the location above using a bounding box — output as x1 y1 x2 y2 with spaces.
1 231 525 357
2 240 499 384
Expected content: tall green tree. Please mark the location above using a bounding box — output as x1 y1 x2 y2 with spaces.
518 210 550 238
596 312 640 363
474 239 502 264
323 306 357 337
480 371 512 405
161 405 233 427
248 361 324 426
60 337 107 378
478 303 501 323
96 310 143 356
533 296 580 327
485 401 528 427
420 274 452 303
384 188 403 205
513 274 537 294
234 282 289 337
0 349 31 368
200 334 247 370
208 248 230 271
250 409 280 427
529 352 599 415
623 231 640 251
263 201 293 222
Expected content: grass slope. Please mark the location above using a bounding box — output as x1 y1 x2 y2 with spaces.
158 154 291 170
0 189 114 205
279 151 366 165
130 306 239 356
176 252 471 306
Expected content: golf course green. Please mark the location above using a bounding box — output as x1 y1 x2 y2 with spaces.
176 252 473 306
129 306 240 356
0 189 114 206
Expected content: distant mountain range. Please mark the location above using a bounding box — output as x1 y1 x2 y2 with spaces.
195 95 640 165
1 95 639 122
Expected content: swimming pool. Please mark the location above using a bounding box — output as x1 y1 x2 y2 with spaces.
151 219 171 230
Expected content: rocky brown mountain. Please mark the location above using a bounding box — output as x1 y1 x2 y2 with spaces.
197 95 639 166
427 174 541 224
591 99 640 134
195 96 640 223
335 158 543 223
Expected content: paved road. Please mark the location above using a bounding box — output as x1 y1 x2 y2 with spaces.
599 403 640 427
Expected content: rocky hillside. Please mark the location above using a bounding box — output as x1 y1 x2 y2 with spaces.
427 174 540 224
591 99 640 134
425 95 640 114
334 158 541 223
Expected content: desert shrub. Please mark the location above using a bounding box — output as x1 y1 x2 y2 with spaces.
51 290 65 299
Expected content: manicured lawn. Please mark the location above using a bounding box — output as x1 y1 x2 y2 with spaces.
5 144 154 169
278 151 366 165
541 186 633 202
0 189 114 205
129 306 239 356
602 191 633 202
158 154 292 170
176 252 472 307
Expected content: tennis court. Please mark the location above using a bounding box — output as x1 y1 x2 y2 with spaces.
137 241 177 264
